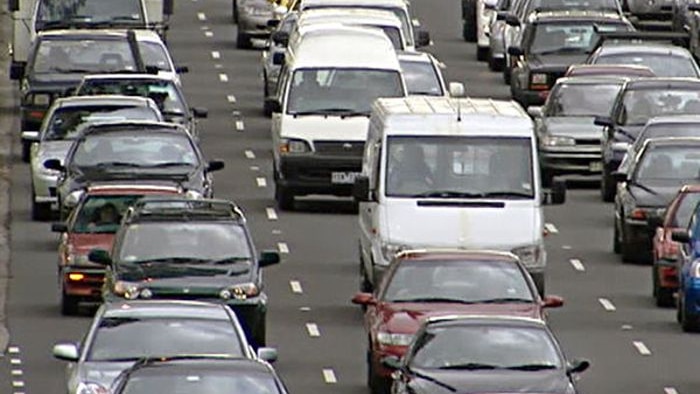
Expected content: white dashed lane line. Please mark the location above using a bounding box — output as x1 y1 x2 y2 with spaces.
12 381 25 388
598 298 616 311
244 150 255 159
204 31 213 37
290 280 303 294
197 12 207 21
665 387 679 394
278 242 290 254
306 323 321 337
544 223 559 234
211 51 220 59
9 358 21 365
256 177 267 188
322 369 337 384
219 73 229 82
227 94 237 103
235 120 245 131
266 207 278 220
11 370 22 376
569 259 585 272
633 341 652 356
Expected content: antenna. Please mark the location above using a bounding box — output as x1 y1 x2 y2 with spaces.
457 98 462 122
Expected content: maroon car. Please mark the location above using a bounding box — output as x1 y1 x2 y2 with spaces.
351 249 563 394
651 185 700 307
52 183 182 315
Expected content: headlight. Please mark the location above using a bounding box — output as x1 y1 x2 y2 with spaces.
30 93 51 106
222 283 259 300
64 190 84 208
76 382 109 394
279 138 311 154
512 244 545 269
380 242 407 263
542 135 575 147
185 189 204 200
377 331 413 346
243 5 272 15
113 281 140 300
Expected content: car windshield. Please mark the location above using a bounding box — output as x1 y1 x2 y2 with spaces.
547 82 622 117
36 0 144 26
87 317 244 361
43 106 159 141
70 132 198 168
32 38 137 74
409 325 562 370
309 5 413 46
72 195 149 234
287 68 404 115
385 136 534 198
382 259 534 303
76 79 187 114
595 53 699 78
620 89 700 126
673 193 700 227
529 0 619 11
121 371 280 394
529 22 630 55
399 60 444 96
634 145 700 182
139 41 173 72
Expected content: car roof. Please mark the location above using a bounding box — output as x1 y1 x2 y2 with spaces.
553 76 629 86
122 197 245 224
297 7 402 26
530 9 626 22
52 95 156 108
395 249 521 263
37 29 134 39
102 300 233 320
623 77 700 90
642 136 700 148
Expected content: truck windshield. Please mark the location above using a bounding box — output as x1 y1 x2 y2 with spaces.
385 136 535 198
32 38 137 74
36 0 144 28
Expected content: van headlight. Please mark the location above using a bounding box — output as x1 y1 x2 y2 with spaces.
512 244 545 269
377 331 413 346
279 138 311 154
221 283 259 300
542 135 575 147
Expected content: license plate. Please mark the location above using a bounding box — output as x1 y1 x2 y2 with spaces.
331 172 359 184
589 161 602 172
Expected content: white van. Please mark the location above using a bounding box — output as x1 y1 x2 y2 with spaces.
269 24 406 210
354 96 566 294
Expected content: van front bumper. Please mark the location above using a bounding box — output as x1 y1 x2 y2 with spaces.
276 155 363 196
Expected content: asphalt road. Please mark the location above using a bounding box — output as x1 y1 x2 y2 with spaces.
2 0 700 393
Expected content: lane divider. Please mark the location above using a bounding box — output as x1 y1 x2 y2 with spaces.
205 31 213 37
322 369 337 384
278 242 290 254
544 223 559 234
306 323 320 337
211 51 221 59
244 150 256 159
197 12 207 21
219 73 229 82
665 387 679 394
598 298 616 311
569 259 585 272
266 208 278 220
227 95 237 103
7 346 25 394
633 341 652 356
256 177 267 188
290 280 303 294
235 120 245 131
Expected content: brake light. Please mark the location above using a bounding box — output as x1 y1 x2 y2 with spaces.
630 209 646 220
68 273 85 281
28 110 45 120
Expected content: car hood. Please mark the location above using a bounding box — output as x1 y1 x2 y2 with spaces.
528 53 590 70
381 199 540 249
68 233 114 256
542 116 603 139
628 181 685 208
280 115 370 142
407 369 570 394
74 360 134 390
36 140 73 164
380 302 541 334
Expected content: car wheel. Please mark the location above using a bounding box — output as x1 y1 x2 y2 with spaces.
60 290 79 316
677 294 683 323
275 183 294 211
613 219 621 254
253 318 266 348
237 31 252 49
31 188 52 221
503 65 511 85
681 298 700 332
359 257 373 293
620 220 636 263
541 168 553 188
476 46 489 61
368 349 389 394
601 166 615 202
21 140 31 163
462 0 477 42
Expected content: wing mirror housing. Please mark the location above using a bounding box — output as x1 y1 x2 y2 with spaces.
175 65 190 74
647 214 664 230
192 107 208 118
567 359 591 374
527 106 543 118
271 31 289 46
542 295 564 308
353 175 372 202
207 160 225 172
611 171 627 183
594 115 613 127
51 222 68 233
672 229 691 243
259 250 281 267
88 248 112 266
351 292 377 306
257 347 278 363
448 82 466 98
507 46 523 56
9 61 25 80
52 342 79 362
416 30 431 48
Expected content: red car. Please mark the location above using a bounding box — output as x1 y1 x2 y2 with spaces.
51 183 183 315
351 249 563 394
651 185 700 307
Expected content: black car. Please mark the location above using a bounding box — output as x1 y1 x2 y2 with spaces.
11 29 147 162
44 121 224 218
507 10 632 107
88 197 281 347
111 356 289 394
594 78 700 201
613 137 700 263
383 315 590 394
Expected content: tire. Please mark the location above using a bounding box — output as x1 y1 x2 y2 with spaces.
359 256 373 293
368 350 389 394
620 221 636 263
21 140 31 163
681 298 700 332
236 31 252 49
462 0 477 42
541 168 553 188
489 55 504 71
503 64 511 85
32 200 51 221
253 318 266 348
60 291 79 316
613 220 621 254
677 295 683 323
601 166 616 202
653 265 675 307
476 46 489 61
530 272 545 297
275 183 294 211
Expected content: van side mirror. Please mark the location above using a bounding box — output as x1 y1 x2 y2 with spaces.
257 347 278 362
543 178 566 205
353 176 371 202
507 46 523 56
207 160 225 172
259 250 281 267
272 52 286 65
192 107 208 118
416 30 431 48
567 359 590 374
271 31 289 46
594 115 613 127
88 249 112 266
448 82 466 98
175 65 189 74
672 230 691 243
9 62 25 80
505 14 520 26
611 171 626 183
163 0 174 15
351 292 377 306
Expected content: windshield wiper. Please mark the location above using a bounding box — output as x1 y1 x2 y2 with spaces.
48 67 92 73
411 190 482 198
127 257 198 265
108 15 142 22
506 363 558 371
439 362 501 370
143 162 194 168
533 47 584 56
291 108 370 117
93 161 143 169
470 297 534 304
407 367 457 392
628 180 659 196
392 297 477 304
479 191 533 199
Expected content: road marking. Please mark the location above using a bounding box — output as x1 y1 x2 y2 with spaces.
8 346 19 353
12 381 24 388
11 370 22 376
235 120 245 131
211 51 220 59
205 31 213 37
322 369 337 383
290 280 303 293
633 341 651 356
219 73 229 82
562 245 572 250
256 177 267 188
569 259 585 272
250 166 260 171
598 298 616 311
197 12 207 21
544 223 559 234
300 306 311 311
266 207 278 220
664 387 679 394
227 95 237 103
10 358 21 365
244 150 256 159
278 242 290 254
306 323 321 337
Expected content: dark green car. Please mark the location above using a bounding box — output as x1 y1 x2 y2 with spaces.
89 197 281 347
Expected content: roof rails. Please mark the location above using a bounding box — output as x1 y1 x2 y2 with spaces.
591 31 690 52
123 197 244 223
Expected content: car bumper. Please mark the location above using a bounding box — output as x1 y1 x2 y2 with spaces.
512 87 549 107
276 155 363 196
655 258 679 290
540 150 602 175
62 267 105 300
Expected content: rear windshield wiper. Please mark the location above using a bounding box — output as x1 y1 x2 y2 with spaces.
143 162 195 168
479 191 533 199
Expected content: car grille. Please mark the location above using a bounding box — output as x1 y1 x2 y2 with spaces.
314 141 364 156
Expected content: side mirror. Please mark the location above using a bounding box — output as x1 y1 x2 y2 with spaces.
271 31 289 46
175 65 189 74
207 160 225 172
52 343 79 362
543 178 566 205
192 107 208 118
542 295 564 308
265 99 282 114
448 82 466 98
8 0 19 12
51 222 68 233
257 347 278 363
527 106 543 118
496 11 508 20
272 52 286 65
611 171 627 183
351 292 377 306
594 115 613 127
647 215 664 229
381 355 402 370
259 250 281 267
9 62 25 80
689 3 700 11
267 19 281 28
485 2 497 10
505 14 520 26
353 175 371 202
416 30 431 48
672 229 691 243
507 46 523 56
163 0 174 15
21 131 40 142
567 359 591 374
43 158 65 172
88 248 112 266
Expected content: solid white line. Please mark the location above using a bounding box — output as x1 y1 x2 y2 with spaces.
278 242 290 254
664 387 679 394
11 370 22 376
12 381 24 388
256 177 267 188
544 223 559 234
219 73 229 82
569 259 585 272
211 51 220 59
598 298 616 311
10 358 21 365
227 95 237 103
204 31 213 37
633 341 652 356
8 346 19 353
322 369 337 383
290 280 303 293
244 150 256 159
197 12 207 21
266 208 278 220
235 120 245 131
306 323 321 337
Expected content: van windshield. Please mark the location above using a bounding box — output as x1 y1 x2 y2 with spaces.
287 68 404 115
385 136 535 199
36 0 145 28
306 5 413 46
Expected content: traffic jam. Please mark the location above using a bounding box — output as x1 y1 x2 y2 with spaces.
4 0 700 392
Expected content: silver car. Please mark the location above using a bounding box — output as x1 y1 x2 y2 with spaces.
262 11 298 115
24 95 163 221
52 300 278 394
397 51 449 96
528 76 627 185
237 0 277 49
